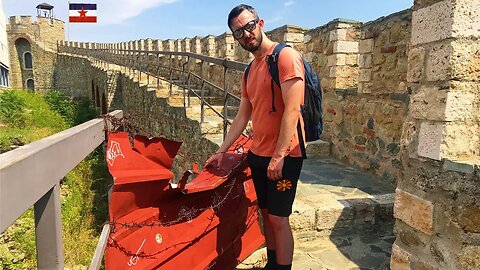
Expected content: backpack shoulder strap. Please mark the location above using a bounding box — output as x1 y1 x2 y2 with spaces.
244 60 253 83
266 43 290 88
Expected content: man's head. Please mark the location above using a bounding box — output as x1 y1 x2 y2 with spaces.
228 4 263 52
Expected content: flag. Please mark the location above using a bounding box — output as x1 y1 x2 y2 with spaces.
69 3 97 23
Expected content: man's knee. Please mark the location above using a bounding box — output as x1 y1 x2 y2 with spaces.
267 214 290 231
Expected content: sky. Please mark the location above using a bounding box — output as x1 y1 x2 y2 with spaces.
2 0 413 43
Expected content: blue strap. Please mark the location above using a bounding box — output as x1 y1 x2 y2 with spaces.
266 43 290 88
244 60 253 82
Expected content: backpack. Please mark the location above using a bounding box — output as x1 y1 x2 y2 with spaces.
244 43 323 158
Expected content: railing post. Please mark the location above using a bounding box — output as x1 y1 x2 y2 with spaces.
137 52 142 82
187 73 191 108
223 65 228 140
156 53 161 89
169 55 174 95
146 52 150 85
200 80 205 123
182 57 189 108
34 184 64 270
200 60 205 123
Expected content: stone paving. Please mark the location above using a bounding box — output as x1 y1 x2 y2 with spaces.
237 157 396 270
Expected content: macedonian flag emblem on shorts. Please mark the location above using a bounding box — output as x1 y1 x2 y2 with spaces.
276 179 292 192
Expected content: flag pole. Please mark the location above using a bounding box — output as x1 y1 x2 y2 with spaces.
67 0 70 41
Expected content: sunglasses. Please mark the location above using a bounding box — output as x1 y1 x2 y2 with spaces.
232 18 259 39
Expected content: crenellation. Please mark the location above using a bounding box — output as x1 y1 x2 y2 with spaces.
153 39 162 51
175 39 181 51
202 35 215 57
163 39 174 52
215 33 234 59
182 38 190 53
190 36 202 55
146 38 153 51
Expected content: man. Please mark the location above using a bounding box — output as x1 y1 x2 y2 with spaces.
205 4 305 270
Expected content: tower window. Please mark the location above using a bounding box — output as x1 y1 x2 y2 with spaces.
24 52 33 69
26 79 35 91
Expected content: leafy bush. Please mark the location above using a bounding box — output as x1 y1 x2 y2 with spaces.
0 89 66 152
71 97 98 126
0 90 28 127
43 90 76 126
0 90 108 269
44 91 97 126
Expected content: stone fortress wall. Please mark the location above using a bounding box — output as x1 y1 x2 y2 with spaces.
6 16 64 91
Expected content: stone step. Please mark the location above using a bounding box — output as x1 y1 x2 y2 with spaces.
200 120 223 135
305 139 331 158
155 87 185 98
186 105 224 118
290 158 395 235
167 95 201 106
204 133 224 147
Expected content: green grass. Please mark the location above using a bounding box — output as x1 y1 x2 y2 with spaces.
0 89 110 269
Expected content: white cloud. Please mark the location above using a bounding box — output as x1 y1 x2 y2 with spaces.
97 0 177 25
265 16 284 24
284 1 295 7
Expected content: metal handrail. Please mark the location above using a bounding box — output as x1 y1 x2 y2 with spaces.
58 45 246 136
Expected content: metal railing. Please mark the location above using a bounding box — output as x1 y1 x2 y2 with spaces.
58 45 247 139
0 110 123 269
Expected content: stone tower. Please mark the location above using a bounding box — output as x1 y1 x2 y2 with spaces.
6 3 64 91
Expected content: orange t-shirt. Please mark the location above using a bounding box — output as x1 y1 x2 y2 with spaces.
242 43 305 157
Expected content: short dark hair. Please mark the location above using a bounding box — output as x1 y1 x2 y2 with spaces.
227 4 258 30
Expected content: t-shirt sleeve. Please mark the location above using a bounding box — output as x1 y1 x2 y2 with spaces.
278 47 305 84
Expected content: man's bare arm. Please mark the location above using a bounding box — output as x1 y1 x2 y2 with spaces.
267 77 303 180
205 96 252 167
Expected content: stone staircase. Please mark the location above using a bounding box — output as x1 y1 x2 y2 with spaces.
100 62 396 270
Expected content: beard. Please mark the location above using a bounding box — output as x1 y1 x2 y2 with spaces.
240 33 263 52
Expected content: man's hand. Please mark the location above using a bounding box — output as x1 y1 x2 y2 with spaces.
267 156 284 180
205 152 225 169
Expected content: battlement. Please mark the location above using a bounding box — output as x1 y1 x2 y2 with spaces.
9 16 33 25
7 15 64 28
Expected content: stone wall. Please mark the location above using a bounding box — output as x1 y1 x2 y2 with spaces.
6 16 64 91
391 0 480 269
267 25 306 53
302 15 409 181
54 53 100 98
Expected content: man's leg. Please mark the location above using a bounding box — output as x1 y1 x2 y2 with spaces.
265 155 303 270
261 209 276 249
260 208 277 269
268 214 294 265
247 151 278 269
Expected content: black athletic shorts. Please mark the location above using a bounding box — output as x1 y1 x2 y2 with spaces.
247 150 303 217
